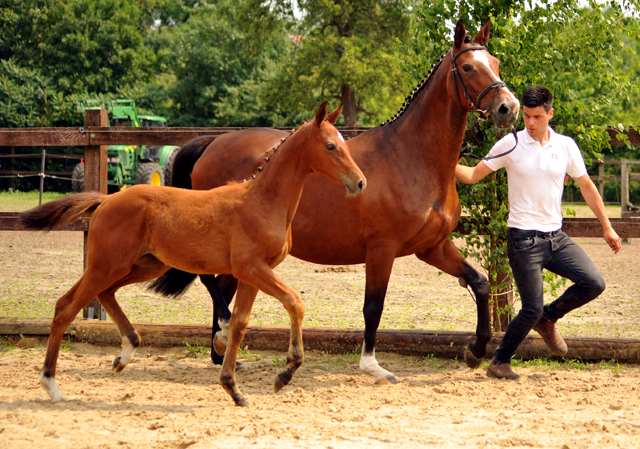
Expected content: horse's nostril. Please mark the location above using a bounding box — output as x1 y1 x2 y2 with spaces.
358 180 365 191
498 104 509 115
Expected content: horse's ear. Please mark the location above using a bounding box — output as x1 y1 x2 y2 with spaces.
315 101 328 126
454 20 466 49
326 104 343 125
474 19 491 46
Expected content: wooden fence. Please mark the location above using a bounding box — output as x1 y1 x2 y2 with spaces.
1 112 640 360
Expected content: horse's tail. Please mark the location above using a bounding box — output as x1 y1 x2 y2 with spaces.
19 192 105 231
171 135 216 189
147 269 198 298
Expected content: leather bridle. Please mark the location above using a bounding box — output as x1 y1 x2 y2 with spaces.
451 46 518 161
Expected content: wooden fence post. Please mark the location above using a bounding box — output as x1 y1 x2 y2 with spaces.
82 109 108 320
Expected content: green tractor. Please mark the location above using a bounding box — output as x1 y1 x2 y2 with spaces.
72 99 180 193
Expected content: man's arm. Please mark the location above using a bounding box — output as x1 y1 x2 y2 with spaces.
574 173 622 253
455 160 494 185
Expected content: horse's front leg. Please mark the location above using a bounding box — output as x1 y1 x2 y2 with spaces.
200 274 239 366
219 281 258 407
360 246 398 384
416 238 491 368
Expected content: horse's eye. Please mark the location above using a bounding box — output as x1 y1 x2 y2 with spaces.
326 143 336 151
462 64 473 73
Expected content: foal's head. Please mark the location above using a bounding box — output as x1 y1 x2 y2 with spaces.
302 102 366 196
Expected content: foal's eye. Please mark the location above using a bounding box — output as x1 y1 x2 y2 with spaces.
462 64 473 73
326 143 336 151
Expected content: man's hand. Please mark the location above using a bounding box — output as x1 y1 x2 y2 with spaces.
604 227 622 254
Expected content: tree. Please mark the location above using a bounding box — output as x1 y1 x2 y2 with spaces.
142 0 293 127
1 0 154 95
263 0 412 126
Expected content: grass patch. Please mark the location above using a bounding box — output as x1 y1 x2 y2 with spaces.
0 190 71 212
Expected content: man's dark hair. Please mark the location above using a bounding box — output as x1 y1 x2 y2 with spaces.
522 85 553 112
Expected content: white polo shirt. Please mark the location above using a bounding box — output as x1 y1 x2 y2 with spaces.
484 128 587 232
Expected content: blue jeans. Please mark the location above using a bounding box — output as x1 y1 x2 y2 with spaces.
492 228 606 364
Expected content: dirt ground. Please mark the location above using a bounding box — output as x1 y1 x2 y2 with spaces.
1 343 640 449
1 232 640 448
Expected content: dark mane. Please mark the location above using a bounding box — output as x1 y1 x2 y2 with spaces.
380 50 449 127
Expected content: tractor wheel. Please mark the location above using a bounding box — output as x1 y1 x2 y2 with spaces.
136 162 165 186
163 149 179 186
71 162 84 193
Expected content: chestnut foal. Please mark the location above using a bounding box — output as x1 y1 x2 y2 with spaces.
20 103 366 406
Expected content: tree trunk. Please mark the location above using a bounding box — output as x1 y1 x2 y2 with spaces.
341 85 358 126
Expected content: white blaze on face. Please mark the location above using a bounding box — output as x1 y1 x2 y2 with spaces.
338 132 345 143
473 51 519 105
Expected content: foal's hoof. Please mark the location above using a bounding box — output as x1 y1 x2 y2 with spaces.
112 356 125 375
232 394 250 407
274 371 293 393
375 375 398 386
464 345 483 369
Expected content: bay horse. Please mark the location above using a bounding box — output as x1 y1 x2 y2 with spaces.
20 103 366 407
152 19 520 382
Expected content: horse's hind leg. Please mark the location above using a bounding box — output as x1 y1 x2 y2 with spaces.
200 274 238 365
360 247 398 384
416 238 491 368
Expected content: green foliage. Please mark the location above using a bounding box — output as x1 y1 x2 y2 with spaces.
0 60 70 127
263 0 411 126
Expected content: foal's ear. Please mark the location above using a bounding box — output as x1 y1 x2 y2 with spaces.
474 19 491 46
326 104 343 125
315 101 328 126
454 19 466 49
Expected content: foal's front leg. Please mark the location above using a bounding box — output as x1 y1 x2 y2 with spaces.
219 281 258 407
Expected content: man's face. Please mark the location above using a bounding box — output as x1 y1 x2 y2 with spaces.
523 105 553 141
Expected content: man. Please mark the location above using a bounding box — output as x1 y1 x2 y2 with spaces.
455 85 622 380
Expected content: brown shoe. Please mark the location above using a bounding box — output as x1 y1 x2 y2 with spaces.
487 360 520 380
533 316 568 356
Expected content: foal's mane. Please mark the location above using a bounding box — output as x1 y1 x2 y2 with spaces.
227 116 333 187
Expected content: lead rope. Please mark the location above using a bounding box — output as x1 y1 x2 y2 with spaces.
459 125 519 161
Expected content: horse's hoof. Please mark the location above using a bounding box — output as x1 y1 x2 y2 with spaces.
211 353 245 371
464 345 483 369
213 335 227 356
375 375 398 385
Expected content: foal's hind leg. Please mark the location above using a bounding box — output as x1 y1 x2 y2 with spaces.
98 255 170 374
41 271 127 402
416 239 491 368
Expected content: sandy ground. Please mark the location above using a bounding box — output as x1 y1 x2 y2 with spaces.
1 229 640 448
1 343 640 449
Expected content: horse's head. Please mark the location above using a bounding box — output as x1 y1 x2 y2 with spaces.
449 19 520 128
305 102 366 196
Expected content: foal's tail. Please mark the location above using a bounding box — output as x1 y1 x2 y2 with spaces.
19 192 105 231
171 135 216 189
